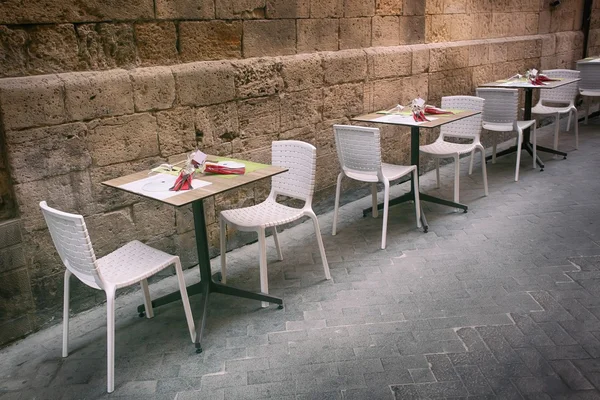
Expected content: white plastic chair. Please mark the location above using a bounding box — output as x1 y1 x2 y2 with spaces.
577 62 600 125
475 88 537 182
39 201 196 393
419 96 488 204
331 125 421 250
219 140 331 308
531 69 579 151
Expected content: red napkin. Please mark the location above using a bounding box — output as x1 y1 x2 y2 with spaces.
412 110 429 122
204 162 246 175
170 170 193 191
424 106 454 115
537 75 559 82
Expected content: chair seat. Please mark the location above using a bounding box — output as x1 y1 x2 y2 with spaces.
482 120 535 132
580 89 600 97
344 163 415 183
420 140 477 157
98 240 178 288
531 103 575 115
221 198 304 231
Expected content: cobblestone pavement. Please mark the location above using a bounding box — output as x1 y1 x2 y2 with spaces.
2 119 600 400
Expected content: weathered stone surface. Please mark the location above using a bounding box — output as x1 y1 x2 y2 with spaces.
174 230 199 267
27 24 79 75
243 19 296 58
75 23 137 70
444 0 467 13
556 31 583 54
87 113 159 167
428 68 472 103
280 53 323 92
173 61 236 106
237 96 280 138
539 10 551 34
322 50 368 85
135 22 178 66
344 0 375 17
322 83 364 120
489 42 508 63
297 19 339 53
366 47 412 79
472 64 494 88
426 0 444 14
132 201 176 242
376 0 402 15
310 0 343 17
471 12 493 39
215 0 266 19
62 70 134 121
0 0 154 24
404 0 426 15
131 66 176 112
266 0 309 18
232 58 284 99
400 15 425 44
427 14 471 42
156 108 196 157
0 74 65 130
155 0 215 19
280 89 322 131
86 208 137 256
469 43 489 66
412 45 430 74
430 45 469 72
372 74 428 110
179 21 242 62
339 18 372 50
467 0 492 13
372 16 400 46
0 268 33 320
7 123 91 184
0 26 28 78
195 102 239 148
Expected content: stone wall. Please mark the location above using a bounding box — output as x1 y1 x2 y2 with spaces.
0 0 591 346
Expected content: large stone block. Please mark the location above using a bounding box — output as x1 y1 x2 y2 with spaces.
540 34 556 56
366 47 412 79
428 68 472 103
237 96 280 138
266 0 309 18
174 230 199 268
130 66 176 112
311 0 343 17
488 42 508 63
467 0 492 13
243 20 296 58
173 61 236 106
0 220 21 250
490 12 511 37
538 10 551 34
132 201 176 242
472 64 494 87
344 0 375 17
555 31 583 53
0 244 25 275
339 18 372 50
85 208 137 256
232 58 284 99
0 0 154 24
7 123 91 184
0 268 33 321
400 16 425 44
322 50 368 85
280 53 323 92
156 0 215 19
280 89 322 131
156 107 196 157
412 45 430 74
195 102 239 148
216 0 266 19
372 74 428 110
471 12 493 39
135 22 178 67
179 21 242 62
322 83 364 120
0 26 28 78
87 113 159 167
425 0 444 14
430 45 469 72
63 70 134 122
372 16 400 46
297 19 339 53
469 43 489 66
444 0 467 13
376 0 402 15
0 74 65 130
26 24 79 75
403 0 425 15
75 23 137 70
0 315 31 346
507 39 541 61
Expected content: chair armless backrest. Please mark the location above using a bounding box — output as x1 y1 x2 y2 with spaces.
333 125 382 181
439 96 485 140
39 201 103 289
475 88 519 126
539 69 580 104
577 63 600 91
271 140 317 203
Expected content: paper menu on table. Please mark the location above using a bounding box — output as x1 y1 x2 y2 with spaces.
118 173 212 200
372 114 437 125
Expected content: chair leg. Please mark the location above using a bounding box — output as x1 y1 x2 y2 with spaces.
381 180 390 249
307 210 331 280
435 158 440 188
332 173 343 236
62 270 72 358
479 146 489 197
532 125 537 170
469 150 475 175
515 131 522 182
106 286 116 393
220 217 227 284
553 114 559 152
140 279 153 318
567 110 572 132
258 228 269 308
453 155 460 204
492 134 497 164
174 258 196 343
412 169 422 229
272 227 283 261
574 108 579 150
585 98 590 125
371 183 378 218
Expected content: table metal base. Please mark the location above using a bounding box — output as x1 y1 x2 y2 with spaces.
485 141 566 170
136 201 283 354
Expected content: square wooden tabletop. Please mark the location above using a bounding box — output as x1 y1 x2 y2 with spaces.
478 77 580 90
351 109 480 129
577 57 600 64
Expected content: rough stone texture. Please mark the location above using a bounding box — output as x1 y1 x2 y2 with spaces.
232 58 284 99
280 89 322 132
339 18 372 50
344 0 376 17
130 66 176 112
297 19 339 53
215 0 267 19
242 19 296 58
266 0 310 18
135 22 178 67
322 50 368 85
195 102 239 149
172 61 236 107
366 47 412 79
155 0 215 19
179 21 242 62
155 107 196 157
400 15 426 44
311 0 343 17
372 16 400 47
280 53 323 92
27 24 79 75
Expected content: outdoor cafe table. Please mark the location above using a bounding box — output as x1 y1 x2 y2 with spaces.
478 77 580 169
103 157 287 353
352 109 480 232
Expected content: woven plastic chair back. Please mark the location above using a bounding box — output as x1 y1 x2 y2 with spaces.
39 201 102 288
476 88 519 125
540 69 579 103
439 96 485 140
333 125 382 179
578 63 600 91
271 140 317 202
